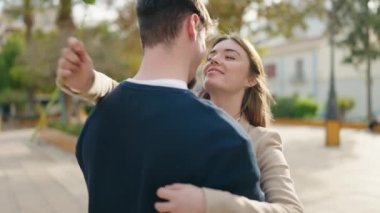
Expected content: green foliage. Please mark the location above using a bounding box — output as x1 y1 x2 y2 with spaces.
207 0 323 38
115 1 141 76
83 0 96 4
207 0 249 33
0 89 27 105
331 0 379 120
272 96 319 119
338 97 355 111
294 97 319 118
334 0 380 65
10 31 59 93
337 97 355 119
0 35 24 90
48 121 83 136
271 97 295 118
77 23 132 80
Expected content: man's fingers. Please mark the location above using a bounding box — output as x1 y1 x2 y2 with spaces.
154 202 175 213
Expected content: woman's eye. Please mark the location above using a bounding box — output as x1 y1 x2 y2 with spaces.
226 56 235 60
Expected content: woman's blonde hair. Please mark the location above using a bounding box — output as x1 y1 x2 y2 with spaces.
200 34 274 127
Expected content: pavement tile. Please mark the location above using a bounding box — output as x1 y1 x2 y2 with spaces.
1 127 380 213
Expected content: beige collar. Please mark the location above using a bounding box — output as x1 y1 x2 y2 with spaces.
237 116 251 133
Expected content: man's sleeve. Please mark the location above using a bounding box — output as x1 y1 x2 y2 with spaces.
199 131 264 201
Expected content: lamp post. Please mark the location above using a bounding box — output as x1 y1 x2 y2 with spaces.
325 0 340 146
365 0 378 122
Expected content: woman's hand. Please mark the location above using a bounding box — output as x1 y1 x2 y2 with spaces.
57 37 95 93
155 183 206 213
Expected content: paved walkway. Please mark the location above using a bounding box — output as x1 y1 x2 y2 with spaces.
0 129 87 213
0 127 379 213
274 126 380 213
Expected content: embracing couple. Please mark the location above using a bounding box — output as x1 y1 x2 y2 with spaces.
57 0 303 212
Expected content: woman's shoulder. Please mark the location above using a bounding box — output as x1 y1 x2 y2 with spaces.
248 125 280 140
245 125 283 154
238 118 282 145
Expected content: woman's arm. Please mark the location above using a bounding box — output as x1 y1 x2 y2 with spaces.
155 130 303 213
203 129 303 213
56 37 118 103
57 70 119 103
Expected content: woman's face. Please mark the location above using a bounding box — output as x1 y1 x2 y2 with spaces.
203 39 254 95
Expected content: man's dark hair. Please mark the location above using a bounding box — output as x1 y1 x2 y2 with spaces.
137 0 212 47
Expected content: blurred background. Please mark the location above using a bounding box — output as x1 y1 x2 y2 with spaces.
0 0 379 128
0 0 379 213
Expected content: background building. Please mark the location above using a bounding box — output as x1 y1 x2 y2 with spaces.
261 19 380 120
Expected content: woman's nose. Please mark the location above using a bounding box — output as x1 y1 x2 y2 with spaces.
210 55 220 65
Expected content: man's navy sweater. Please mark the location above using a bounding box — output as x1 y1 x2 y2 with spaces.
76 81 263 213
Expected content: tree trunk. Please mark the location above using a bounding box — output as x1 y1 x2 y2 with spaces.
56 0 75 124
56 0 75 30
26 86 36 117
23 0 36 116
23 0 34 42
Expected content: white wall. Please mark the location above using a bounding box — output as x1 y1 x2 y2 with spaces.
262 36 380 120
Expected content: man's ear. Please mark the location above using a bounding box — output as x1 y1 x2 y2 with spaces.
187 14 201 41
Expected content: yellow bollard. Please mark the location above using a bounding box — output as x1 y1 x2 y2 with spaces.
325 120 340 146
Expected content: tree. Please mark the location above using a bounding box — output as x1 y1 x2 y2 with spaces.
207 0 251 33
115 1 142 76
55 0 76 124
108 0 326 75
23 0 34 41
22 0 37 116
56 0 75 31
80 24 130 81
336 0 380 121
0 35 24 91
207 0 324 40
10 31 59 94
0 34 26 121
2 0 52 116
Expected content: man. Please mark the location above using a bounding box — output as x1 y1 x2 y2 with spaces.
57 0 263 212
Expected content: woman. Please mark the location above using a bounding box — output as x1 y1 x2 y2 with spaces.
60 34 303 213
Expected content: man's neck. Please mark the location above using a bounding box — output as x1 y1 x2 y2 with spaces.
134 45 192 82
